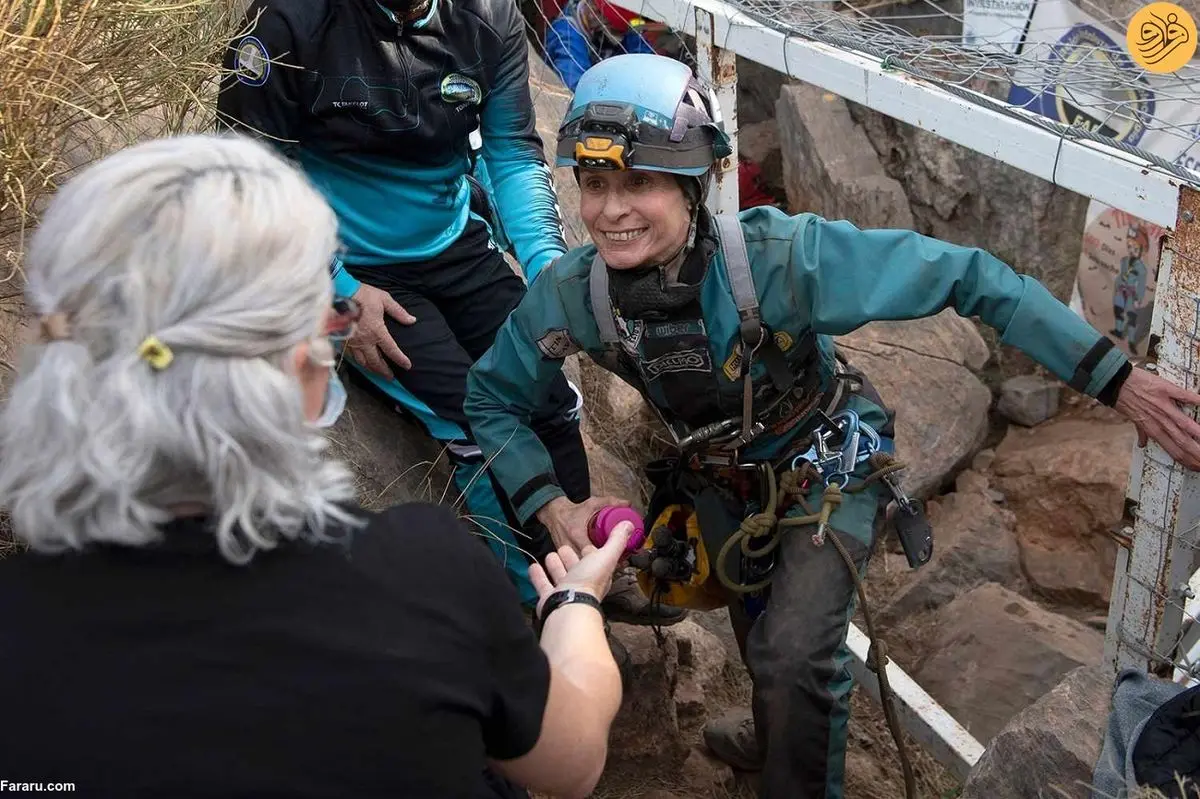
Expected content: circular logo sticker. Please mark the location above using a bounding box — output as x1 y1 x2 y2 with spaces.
1048 24 1155 146
234 36 271 87
1127 2 1197 74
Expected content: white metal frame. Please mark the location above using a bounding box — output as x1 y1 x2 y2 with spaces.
1105 189 1200 674
623 0 1183 228
694 8 740 215
846 624 985 780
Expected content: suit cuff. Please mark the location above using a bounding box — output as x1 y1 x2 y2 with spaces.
514 479 566 526
333 263 362 299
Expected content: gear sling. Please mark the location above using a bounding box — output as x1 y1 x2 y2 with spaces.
588 213 829 609
588 213 932 609
590 213 928 799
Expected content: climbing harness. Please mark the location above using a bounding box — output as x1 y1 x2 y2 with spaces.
593 215 928 799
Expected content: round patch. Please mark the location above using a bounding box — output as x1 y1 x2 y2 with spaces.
1127 2 1197 74
1047 24 1154 146
234 36 271 87
440 73 482 106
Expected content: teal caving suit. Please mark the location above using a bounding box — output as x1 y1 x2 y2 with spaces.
216 0 589 604
465 206 1131 797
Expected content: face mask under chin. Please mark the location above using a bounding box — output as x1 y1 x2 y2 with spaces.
312 367 348 429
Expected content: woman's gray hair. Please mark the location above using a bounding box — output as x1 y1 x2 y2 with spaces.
0 133 362 563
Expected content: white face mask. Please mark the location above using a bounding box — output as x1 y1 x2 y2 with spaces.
313 367 347 428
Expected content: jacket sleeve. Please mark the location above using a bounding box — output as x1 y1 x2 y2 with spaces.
544 17 592 92
214 1 304 156
465 269 582 524
789 216 1129 398
480 1 569 284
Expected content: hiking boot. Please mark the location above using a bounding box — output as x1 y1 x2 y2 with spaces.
602 568 689 627
703 709 764 772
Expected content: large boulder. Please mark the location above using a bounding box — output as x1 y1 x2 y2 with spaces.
846 102 1090 378
883 472 1025 624
326 375 453 509
836 309 992 498
776 83 914 228
582 429 648 511
991 407 1135 606
962 665 1113 799
914 583 1104 743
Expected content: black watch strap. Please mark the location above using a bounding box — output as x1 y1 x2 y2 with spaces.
534 588 604 636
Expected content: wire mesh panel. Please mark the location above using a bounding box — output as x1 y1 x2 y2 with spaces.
717 0 1199 180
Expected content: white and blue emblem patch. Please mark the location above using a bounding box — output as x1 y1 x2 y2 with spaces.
234 36 271 87
440 73 483 107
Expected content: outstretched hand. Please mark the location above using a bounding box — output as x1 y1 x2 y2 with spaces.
1115 367 1200 470
528 522 633 619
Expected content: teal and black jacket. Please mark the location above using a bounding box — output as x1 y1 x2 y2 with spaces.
465 207 1131 522
216 0 566 287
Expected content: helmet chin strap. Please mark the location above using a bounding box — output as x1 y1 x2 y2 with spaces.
647 172 710 282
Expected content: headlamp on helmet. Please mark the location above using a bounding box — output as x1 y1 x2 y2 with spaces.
572 103 638 171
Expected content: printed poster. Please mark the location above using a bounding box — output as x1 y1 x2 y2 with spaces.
966 0 1200 357
963 0 1038 53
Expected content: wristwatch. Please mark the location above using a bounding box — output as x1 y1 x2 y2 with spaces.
534 588 604 636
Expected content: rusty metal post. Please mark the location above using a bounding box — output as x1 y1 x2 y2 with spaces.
694 8 739 216
1105 185 1200 674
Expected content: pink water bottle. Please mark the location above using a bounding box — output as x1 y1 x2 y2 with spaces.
588 506 647 554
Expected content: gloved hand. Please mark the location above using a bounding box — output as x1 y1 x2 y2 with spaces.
345 283 416 379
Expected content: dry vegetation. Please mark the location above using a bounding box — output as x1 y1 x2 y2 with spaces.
1 0 241 267
0 0 242 558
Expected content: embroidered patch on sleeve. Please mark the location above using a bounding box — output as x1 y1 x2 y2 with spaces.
234 36 271 87
536 328 581 360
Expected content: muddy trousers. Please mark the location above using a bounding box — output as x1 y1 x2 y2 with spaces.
344 219 591 605
728 504 879 799
724 385 891 799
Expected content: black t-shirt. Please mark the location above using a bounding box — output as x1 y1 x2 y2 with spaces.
0 502 550 798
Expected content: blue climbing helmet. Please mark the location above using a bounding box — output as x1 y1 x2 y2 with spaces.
555 53 732 179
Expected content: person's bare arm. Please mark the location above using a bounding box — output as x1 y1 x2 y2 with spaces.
489 527 630 797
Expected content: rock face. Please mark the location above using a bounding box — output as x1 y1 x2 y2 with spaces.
997 374 1062 427
528 41 588 248
847 103 1091 307
738 119 785 201
836 309 992 499
607 620 738 768
961 665 1114 799
777 83 914 229
884 473 1024 624
326 375 453 509
991 408 1135 606
582 429 648 511
915 583 1104 743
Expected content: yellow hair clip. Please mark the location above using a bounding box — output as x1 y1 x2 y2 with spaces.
137 335 174 370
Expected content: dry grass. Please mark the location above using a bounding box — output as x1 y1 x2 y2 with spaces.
1 0 241 264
